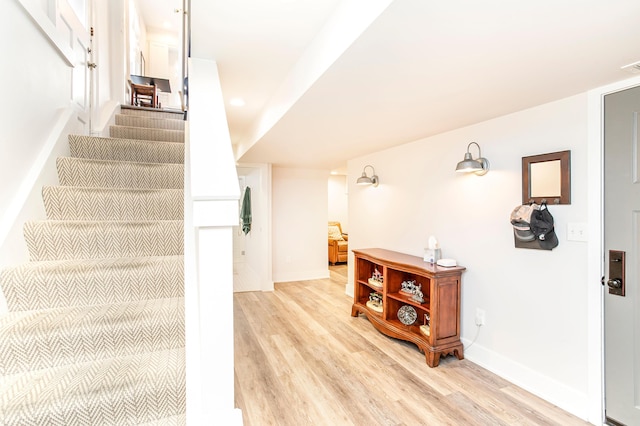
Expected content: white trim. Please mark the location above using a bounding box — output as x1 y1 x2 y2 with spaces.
586 75 640 425
184 57 243 424
462 338 589 420
91 100 119 136
273 269 330 283
17 0 75 66
192 199 238 227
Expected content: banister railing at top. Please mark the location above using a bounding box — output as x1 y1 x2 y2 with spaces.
184 57 243 424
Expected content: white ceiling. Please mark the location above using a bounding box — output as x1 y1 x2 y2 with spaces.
139 0 640 173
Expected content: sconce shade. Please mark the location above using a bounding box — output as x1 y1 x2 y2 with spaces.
356 174 373 185
455 142 489 176
357 165 379 187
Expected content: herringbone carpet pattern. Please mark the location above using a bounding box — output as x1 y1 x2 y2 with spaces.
69 135 184 164
24 220 184 261
43 187 184 221
0 106 186 425
109 126 184 143
56 157 184 189
115 114 185 131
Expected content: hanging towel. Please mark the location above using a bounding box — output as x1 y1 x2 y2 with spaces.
240 187 252 235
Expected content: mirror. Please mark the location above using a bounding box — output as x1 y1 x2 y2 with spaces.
522 150 571 205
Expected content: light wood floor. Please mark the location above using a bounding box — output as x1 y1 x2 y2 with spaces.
234 265 590 426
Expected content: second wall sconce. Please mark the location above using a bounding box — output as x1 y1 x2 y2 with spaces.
356 165 379 187
455 142 490 176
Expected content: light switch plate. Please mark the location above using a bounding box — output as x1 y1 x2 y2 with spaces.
567 222 588 242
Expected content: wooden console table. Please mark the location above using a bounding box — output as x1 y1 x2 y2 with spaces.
351 248 465 367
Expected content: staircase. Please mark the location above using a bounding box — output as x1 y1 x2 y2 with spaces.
0 106 187 425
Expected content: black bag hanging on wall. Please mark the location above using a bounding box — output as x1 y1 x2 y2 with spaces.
510 202 558 250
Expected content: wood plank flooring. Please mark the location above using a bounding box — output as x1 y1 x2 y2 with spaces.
234 265 590 426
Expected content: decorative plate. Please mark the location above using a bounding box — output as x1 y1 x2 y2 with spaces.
397 305 417 325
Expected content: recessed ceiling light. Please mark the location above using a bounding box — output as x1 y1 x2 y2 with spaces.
229 97 246 107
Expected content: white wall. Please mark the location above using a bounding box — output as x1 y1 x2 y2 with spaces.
0 2 84 270
348 93 590 419
272 167 330 282
128 0 147 78
94 0 126 133
328 174 348 233
146 29 182 110
0 2 72 223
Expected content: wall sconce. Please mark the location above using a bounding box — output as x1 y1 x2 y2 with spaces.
455 142 490 176
356 165 379 187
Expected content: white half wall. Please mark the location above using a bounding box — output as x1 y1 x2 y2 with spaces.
272 167 330 282
348 93 591 420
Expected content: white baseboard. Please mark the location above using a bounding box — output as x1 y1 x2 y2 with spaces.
461 337 589 422
92 100 120 136
273 268 330 283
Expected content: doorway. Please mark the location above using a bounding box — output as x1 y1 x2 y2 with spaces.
233 164 272 293
603 84 640 425
328 173 348 264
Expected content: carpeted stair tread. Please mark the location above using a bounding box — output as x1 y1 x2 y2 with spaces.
115 114 185 131
23 220 183 261
0 106 187 422
110 125 184 143
0 297 184 375
56 157 184 189
120 106 185 121
137 414 186 425
0 347 185 425
1 256 184 311
43 186 184 221
69 135 184 164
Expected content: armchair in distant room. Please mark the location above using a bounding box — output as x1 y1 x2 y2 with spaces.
328 221 348 265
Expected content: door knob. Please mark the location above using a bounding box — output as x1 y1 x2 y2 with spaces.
607 278 622 289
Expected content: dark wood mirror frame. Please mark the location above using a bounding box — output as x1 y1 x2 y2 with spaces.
522 150 571 205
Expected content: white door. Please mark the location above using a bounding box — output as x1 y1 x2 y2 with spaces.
62 0 94 133
604 84 640 425
18 0 94 132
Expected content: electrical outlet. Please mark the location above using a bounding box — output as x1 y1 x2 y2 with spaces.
475 308 486 326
